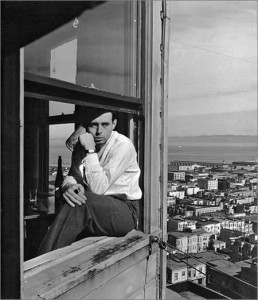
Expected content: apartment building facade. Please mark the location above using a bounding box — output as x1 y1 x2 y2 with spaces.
167 230 211 254
168 190 185 199
187 204 223 217
168 218 197 232
214 218 254 236
168 171 185 181
197 220 221 238
167 257 206 285
197 178 218 191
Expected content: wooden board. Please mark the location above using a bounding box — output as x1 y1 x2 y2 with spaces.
24 230 152 299
58 252 157 299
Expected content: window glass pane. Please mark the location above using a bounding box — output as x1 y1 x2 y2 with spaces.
49 124 74 168
24 1 140 98
49 102 75 117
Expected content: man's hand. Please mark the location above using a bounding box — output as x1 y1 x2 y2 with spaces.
79 132 95 150
63 183 87 207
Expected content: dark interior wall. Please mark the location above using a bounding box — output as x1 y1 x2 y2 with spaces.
1 52 22 299
1 1 104 56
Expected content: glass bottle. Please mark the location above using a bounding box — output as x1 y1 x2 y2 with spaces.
55 156 64 213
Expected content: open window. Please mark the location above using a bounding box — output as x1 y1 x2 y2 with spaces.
2 1 170 298
23 1 144 261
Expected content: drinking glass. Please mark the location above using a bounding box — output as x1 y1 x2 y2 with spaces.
29 188 38 209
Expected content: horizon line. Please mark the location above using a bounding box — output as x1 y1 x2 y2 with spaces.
168 134 257 137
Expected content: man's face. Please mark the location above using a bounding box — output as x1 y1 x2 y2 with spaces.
87 112 117 147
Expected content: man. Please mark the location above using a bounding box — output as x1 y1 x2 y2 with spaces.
38 107 142 254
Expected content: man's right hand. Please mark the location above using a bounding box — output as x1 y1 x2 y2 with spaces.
79 132 96 150
63 183 87 207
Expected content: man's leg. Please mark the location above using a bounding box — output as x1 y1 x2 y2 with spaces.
38 192 137 254
82 192 136 236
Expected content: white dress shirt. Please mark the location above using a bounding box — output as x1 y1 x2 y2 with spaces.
63 131 142 200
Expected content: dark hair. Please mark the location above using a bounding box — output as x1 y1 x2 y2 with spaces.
111 111 118 122
77 106 117 127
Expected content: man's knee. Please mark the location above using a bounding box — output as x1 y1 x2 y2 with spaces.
60 202 88 218
84 191 105 206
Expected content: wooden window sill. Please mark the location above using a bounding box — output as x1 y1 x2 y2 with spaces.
24 230 151 299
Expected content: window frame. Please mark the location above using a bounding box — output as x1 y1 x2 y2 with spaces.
21 0 169 258
23 0 144 223
2 1 170 298
22 2 146 257
24 72 142 114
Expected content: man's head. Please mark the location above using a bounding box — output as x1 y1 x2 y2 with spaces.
78 107 117 147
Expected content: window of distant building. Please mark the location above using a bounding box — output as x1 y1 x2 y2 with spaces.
167 269 172 283
174 273 178 281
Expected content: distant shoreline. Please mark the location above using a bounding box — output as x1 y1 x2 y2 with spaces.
168 135 257 142
49 135 257 166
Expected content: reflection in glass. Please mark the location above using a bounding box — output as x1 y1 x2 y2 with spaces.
24 1 140 98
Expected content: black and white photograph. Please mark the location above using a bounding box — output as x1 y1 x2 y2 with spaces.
1 1 257 299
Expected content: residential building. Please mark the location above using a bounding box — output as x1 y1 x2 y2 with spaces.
212 240 226 252
168 171 185 182
248 205 258 214
183 209 194 218
168 190 185 199
167 256 206 285
173 162 201 171
197 219 221 238
196 230 212 252
233 196 254 205
197 178 218 191
167 230 211 254
167 196 176 207
213 217 246 234
190 197 220 207
167 260 188 285
243 221 254 236
185 186 200 195
186 204 223 217
167 217 197 232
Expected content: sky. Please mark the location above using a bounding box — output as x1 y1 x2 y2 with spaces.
168 1 257 136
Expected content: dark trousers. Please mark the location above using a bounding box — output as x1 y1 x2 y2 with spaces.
38 191 138 255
